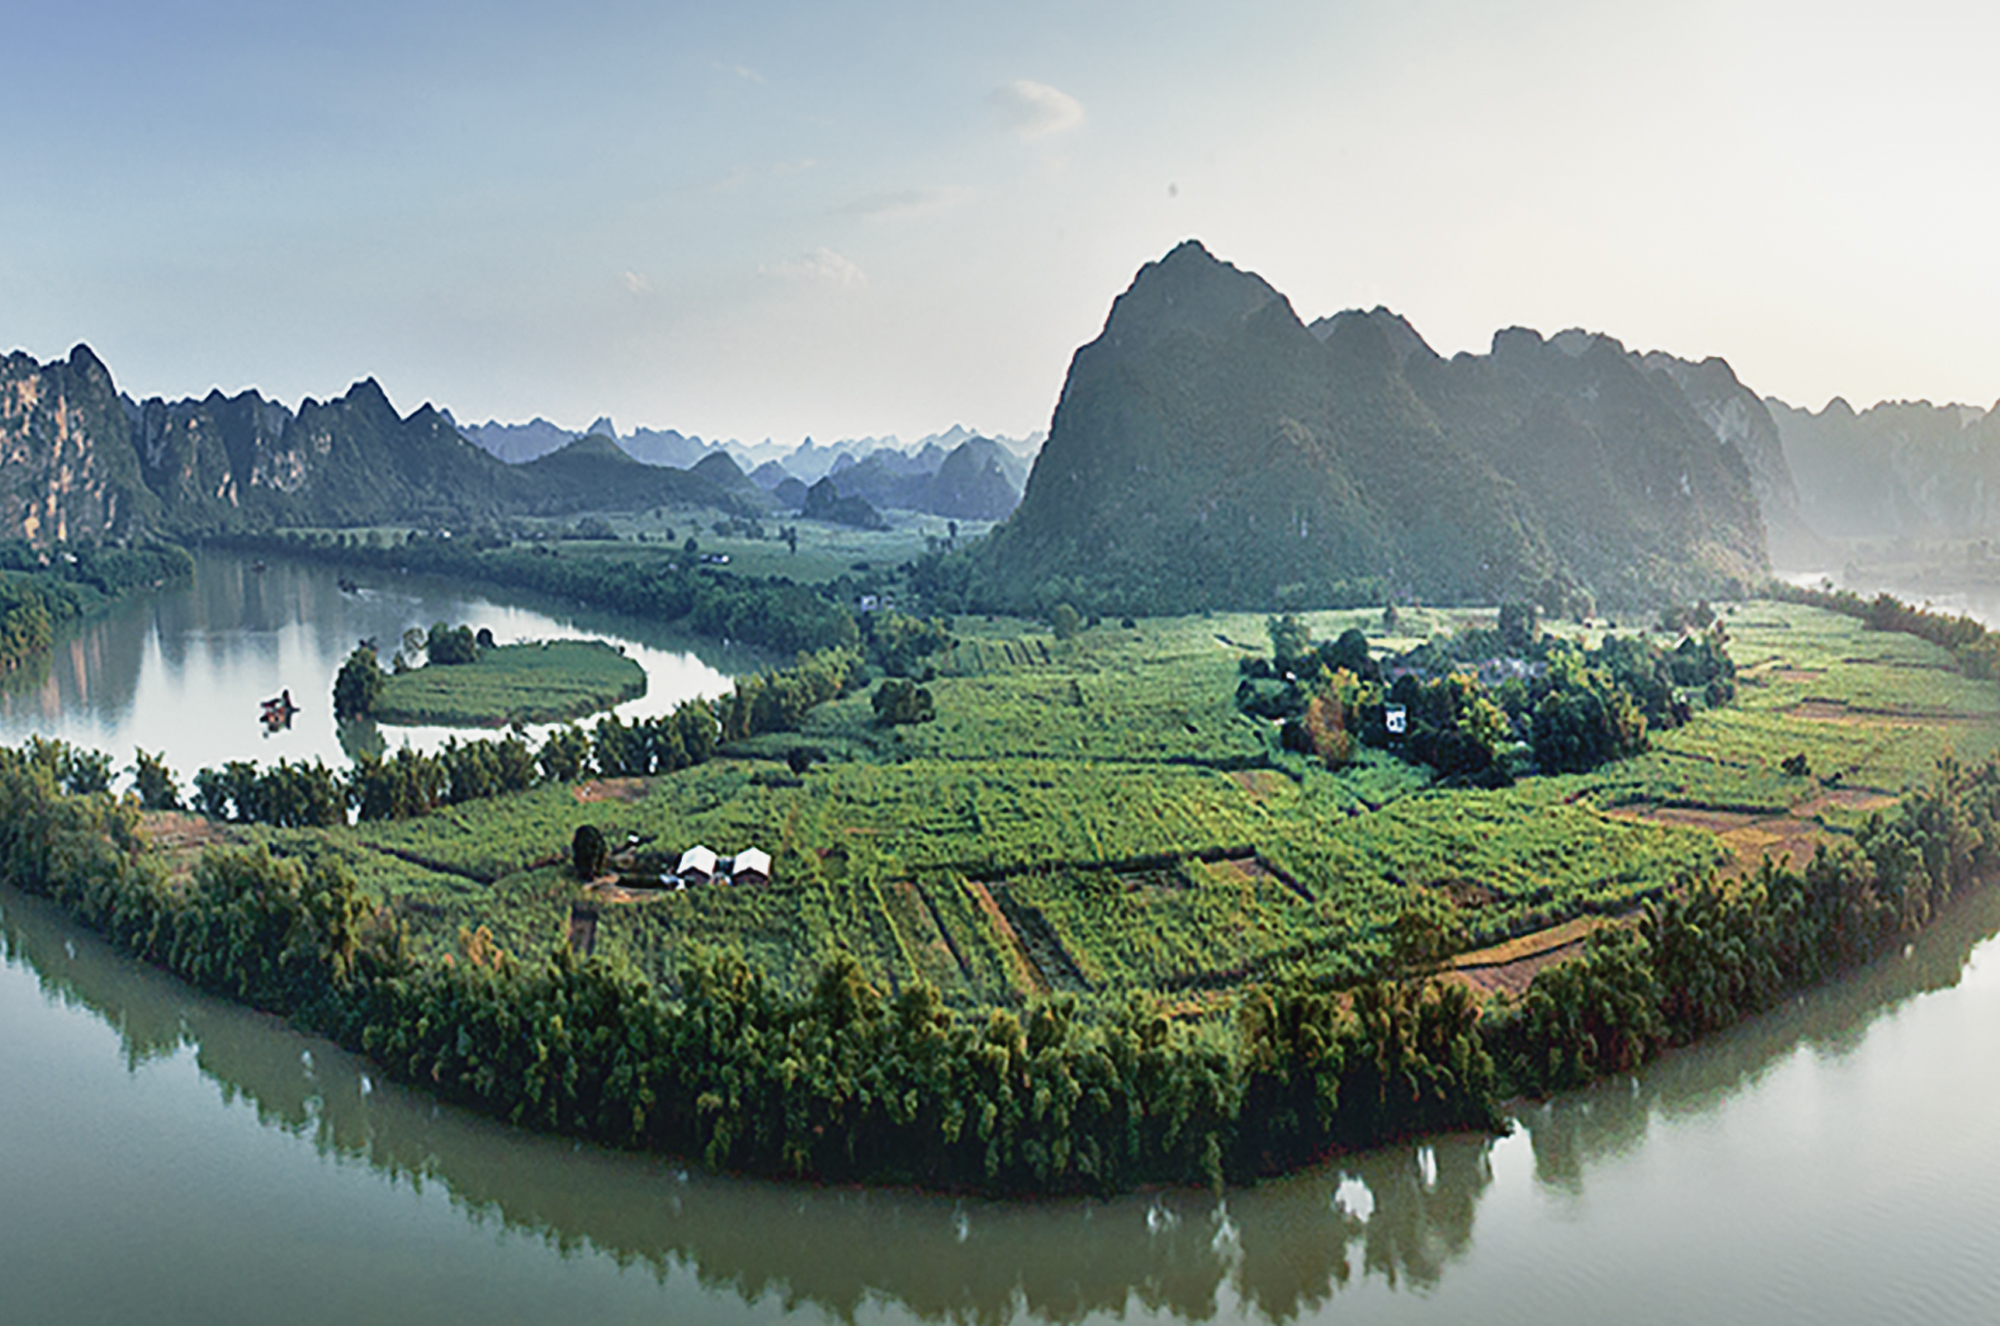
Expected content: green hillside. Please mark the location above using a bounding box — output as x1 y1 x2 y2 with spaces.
974 242 1768 616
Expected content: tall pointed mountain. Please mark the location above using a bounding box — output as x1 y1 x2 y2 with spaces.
975 241 1768 614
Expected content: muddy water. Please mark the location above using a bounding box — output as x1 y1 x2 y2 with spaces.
7 878 2000 1325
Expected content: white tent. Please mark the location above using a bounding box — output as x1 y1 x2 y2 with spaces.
731 847 771 884
677 845 718 881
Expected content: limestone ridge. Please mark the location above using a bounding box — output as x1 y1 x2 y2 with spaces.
798 437 1024 520
0 346 759 542
1635 351 1821 568
1766 395 2000 541
2 345 160 544
975 240 1770 613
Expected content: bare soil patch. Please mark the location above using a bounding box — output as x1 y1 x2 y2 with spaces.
1448 917 1613 998
139 811 236 880
965 880 1049 994
1606 800 1828 879
573 778 650 804
1605 804 1760 834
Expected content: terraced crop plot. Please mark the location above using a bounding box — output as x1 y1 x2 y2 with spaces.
308 600 1999 1007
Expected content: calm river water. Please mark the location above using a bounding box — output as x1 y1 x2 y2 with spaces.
0 550 763 777
4 567 2000 1324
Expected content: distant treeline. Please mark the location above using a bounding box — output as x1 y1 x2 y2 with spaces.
212 531 858 656
174 647 861 827
1769 582 2000 678
6 722 1996 1192
0 543 193 672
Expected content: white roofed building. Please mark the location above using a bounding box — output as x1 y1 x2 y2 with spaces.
731 847 771 885
677 845 717 882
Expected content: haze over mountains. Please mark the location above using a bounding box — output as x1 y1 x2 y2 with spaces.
453 412 1041 522
5 237 1996 611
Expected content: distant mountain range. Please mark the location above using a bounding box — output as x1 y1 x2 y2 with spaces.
452 412 1041 514
1767 397 2000 543
0 349 757 541
973 241 1777 614
9 239 1995 604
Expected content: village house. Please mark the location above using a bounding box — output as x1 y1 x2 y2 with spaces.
730 847 771 886
677 845 717 884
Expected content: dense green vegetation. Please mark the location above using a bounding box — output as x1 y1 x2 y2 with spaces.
3 596 1996 1193
0 543 193 672
215 530 859 656
5 726 1996 1192
1239 605 1737 784
971 242 1764 618
368 639 647 726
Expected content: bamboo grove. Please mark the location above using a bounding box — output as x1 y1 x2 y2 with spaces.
5 728 1997 1194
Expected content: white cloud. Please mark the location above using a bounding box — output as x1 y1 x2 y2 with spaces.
988 79 1084 140
832 186 974 218
623 270 649 294
713 61 765 84
760 247 867 289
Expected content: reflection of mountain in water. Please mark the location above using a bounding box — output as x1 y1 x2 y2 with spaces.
6 881 1997 1324
0 551 755 777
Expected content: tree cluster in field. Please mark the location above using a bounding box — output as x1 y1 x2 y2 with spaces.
10 728 1994 1194
0 543 193 672
1238 606 1736 782
215 531 859 657
152 647 862 827
859 610 954 680
333 623 496 721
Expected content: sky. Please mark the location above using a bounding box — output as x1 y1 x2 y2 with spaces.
5 0 1999 444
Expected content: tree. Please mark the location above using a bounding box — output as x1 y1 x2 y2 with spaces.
1385 892 1464 979
130 747 181 810
426 621 478 665
332 646 385 720
1051 602 1083 642
573 824 608 881
1497 601 1539 655
873 678 936 725
1268 613 1311 669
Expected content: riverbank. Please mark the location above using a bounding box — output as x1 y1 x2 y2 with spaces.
0 544 192 672
3 595 1997 1193
10 869 2000 1326
202 530 857 657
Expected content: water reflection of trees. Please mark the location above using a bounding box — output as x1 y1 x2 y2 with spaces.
5 881 1997 1324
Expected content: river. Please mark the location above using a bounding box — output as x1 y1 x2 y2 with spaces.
6 880 2000 1324
0 551 765 777
4 567 2000 1323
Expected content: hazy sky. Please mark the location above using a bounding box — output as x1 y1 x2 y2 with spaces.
5 0 1998 442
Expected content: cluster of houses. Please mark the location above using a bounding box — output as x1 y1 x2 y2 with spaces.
667 844 771 889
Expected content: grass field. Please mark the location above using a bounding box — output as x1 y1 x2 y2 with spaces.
540 506 997 586
222 600 1999 1009
373 639 648 726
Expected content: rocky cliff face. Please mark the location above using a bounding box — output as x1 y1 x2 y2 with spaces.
976 241 1770 614
0 346 159 544
1638 351 1822 567
0 343 761 543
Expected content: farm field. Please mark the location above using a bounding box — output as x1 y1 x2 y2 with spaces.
222 600 2000 1010
373 639 647 726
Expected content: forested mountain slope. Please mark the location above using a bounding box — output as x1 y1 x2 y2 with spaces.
974 241 1769 615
